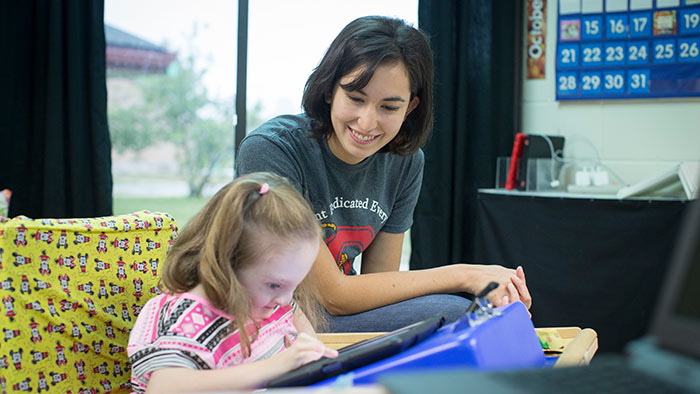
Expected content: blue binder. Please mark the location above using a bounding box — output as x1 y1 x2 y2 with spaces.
316 301 546 386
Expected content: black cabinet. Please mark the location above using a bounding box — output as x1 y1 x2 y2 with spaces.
474 189 689 353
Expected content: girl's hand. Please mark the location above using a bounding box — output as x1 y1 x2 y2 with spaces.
146 334 339 392
280 332 338 370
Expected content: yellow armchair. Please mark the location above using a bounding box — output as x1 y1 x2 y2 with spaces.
0 210 178 394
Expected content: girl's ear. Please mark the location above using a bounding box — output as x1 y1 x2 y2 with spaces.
404 96 420 120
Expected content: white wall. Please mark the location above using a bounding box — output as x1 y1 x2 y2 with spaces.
521 1 700 186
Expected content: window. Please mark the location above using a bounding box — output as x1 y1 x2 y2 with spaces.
105 1 418 247
105 0 237 226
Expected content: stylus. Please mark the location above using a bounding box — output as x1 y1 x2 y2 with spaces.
465 281 499 314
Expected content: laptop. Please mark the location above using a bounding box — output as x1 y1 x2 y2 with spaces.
381 198 700 394
265 314 445 388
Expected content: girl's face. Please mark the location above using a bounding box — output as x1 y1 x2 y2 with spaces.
328 61 420 165
237 238 319 321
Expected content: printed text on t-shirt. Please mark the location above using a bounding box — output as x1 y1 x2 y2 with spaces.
315 196 388 223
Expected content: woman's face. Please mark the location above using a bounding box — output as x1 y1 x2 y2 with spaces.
237 238 318 321
327 62 419 165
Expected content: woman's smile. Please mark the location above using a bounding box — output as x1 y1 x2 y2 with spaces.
347 126 380 143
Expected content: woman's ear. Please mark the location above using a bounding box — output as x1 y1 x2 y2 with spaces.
404 96 420 120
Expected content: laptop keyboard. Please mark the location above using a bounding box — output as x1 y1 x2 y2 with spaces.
494 359 695 394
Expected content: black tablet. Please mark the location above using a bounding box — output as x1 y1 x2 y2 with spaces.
266 314 446 388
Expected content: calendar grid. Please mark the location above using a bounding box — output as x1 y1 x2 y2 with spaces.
556 0 700 100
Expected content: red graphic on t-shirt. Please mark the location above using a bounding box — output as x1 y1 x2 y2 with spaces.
324 225 375 275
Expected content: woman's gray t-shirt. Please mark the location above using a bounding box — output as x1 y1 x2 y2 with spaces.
235 114 423 275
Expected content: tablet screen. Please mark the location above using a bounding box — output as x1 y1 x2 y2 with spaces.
266 314 445 388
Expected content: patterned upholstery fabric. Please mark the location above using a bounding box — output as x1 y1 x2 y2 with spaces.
0 211 178 394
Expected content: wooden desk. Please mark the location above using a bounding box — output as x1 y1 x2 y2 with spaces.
545 327 598 367
318 326 598 367
318 332 387 350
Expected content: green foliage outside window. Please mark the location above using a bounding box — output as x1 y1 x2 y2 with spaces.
109 55 233 197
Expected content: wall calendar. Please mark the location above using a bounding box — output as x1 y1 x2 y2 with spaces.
556 0 700 100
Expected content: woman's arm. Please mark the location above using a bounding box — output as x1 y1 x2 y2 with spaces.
313 235 532 316
360 231 404 274
145 333 338 393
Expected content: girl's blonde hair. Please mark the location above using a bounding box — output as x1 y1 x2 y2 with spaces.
161 172 323 356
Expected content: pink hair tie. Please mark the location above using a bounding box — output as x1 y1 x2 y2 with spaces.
259 183 270 195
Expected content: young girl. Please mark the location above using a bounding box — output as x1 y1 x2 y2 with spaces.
235 15 532 332
127 172 338 393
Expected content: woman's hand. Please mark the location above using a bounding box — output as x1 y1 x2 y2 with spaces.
463 265 532 310
278 332 339 371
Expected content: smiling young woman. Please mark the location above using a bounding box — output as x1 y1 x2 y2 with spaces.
235 16 532 333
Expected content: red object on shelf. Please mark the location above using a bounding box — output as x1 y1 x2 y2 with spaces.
506 133 527 190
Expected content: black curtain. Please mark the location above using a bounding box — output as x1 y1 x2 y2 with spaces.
412 0 522 270
0 1 112 219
